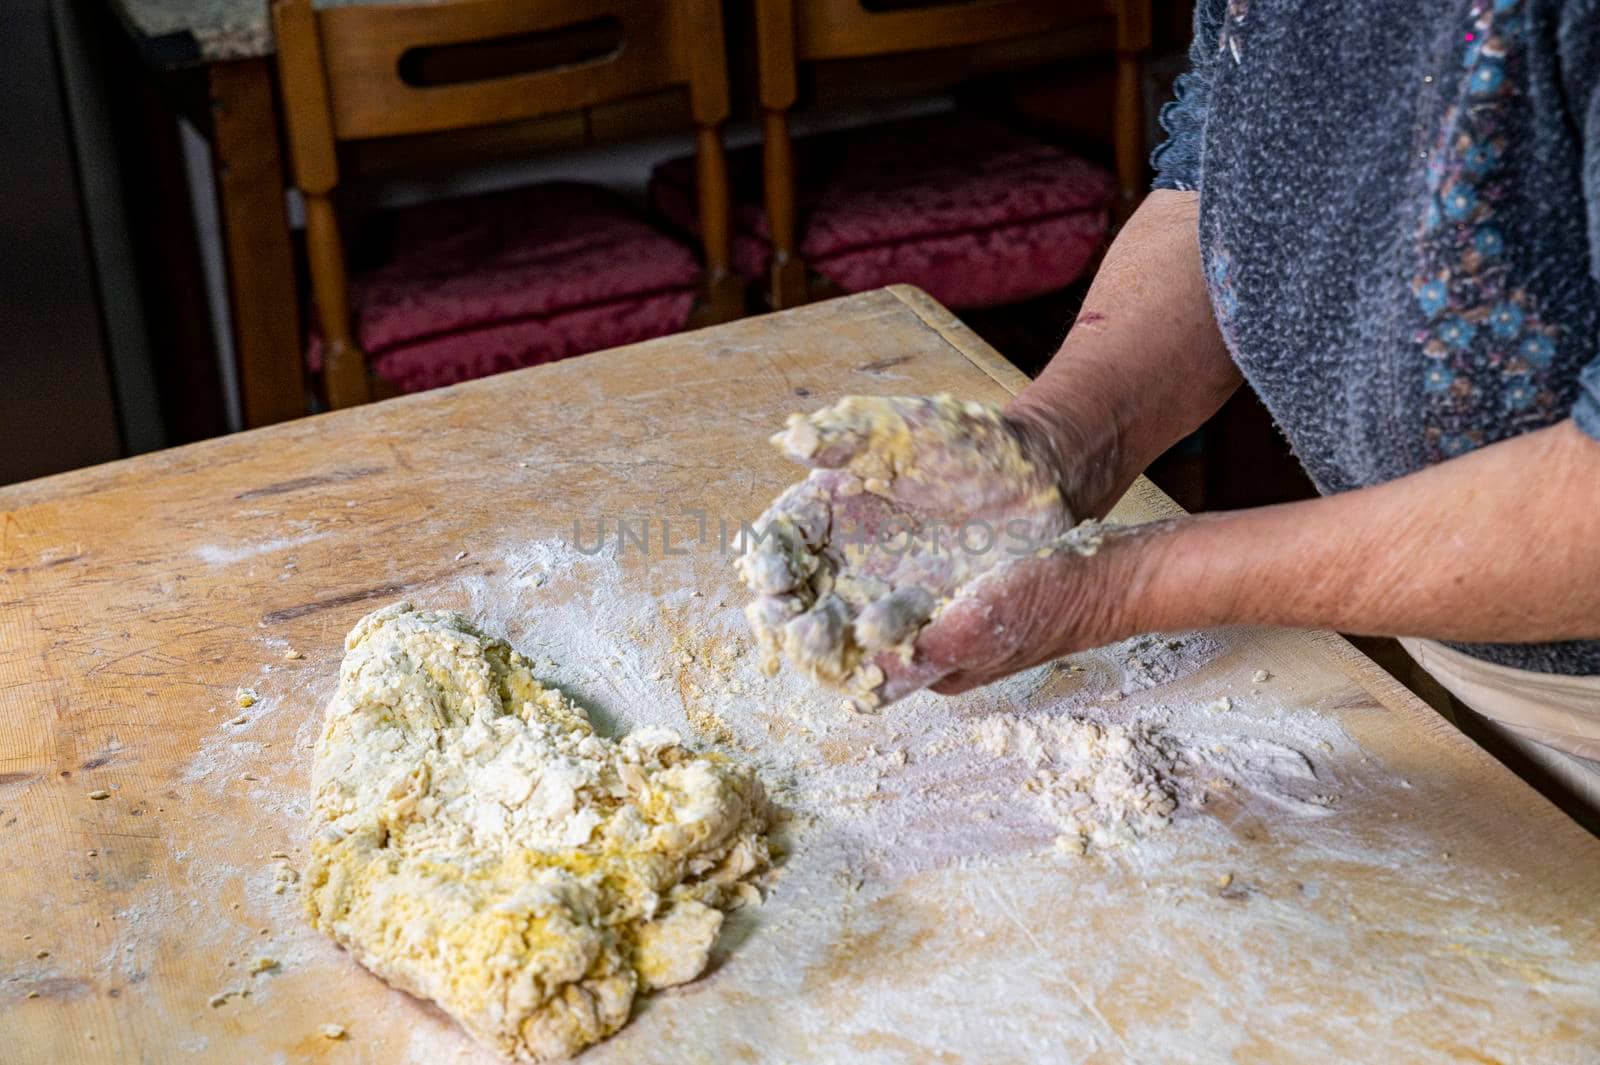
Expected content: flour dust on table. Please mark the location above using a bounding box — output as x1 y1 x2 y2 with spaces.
303 603 772 1063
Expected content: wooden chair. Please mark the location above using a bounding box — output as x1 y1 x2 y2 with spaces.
272 0 739 408
753 0 1153 308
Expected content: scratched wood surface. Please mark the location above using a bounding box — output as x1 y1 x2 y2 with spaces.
2 286 1598 1063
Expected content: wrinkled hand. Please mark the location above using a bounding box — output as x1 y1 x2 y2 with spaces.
738 394 1112 706
910 522 1141 694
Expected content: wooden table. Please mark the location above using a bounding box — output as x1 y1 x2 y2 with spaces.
3 288 1597 1062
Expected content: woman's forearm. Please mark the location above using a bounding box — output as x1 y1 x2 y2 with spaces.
1121 420 1600 643
1007 189 1241 519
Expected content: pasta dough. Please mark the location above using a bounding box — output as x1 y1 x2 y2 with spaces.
304 603 770 1061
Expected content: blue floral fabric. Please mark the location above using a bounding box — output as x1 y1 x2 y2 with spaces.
1152 0 1600 675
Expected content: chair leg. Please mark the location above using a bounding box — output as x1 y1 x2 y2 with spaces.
693 122 744 324
304 192 371 408
761 108 807 309
1112 0 1152 224
1113 49 1146 224
323 339 371 409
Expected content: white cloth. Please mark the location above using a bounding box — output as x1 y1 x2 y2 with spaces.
1400 637 1600 813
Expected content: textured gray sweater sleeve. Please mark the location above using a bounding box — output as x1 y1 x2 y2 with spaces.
1149 0 1228 193
1570 1 1600 439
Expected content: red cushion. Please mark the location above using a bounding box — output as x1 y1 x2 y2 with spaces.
309 182 700 393
648 114 1113 309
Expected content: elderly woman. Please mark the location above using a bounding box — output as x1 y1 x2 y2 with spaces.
746 1 1600 812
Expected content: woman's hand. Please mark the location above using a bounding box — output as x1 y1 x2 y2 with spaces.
912 523 1151 694
737 393 1120 705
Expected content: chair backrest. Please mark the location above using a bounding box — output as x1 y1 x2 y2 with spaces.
276 0 728 152
791 0 1122 61
753 0 1149 309
272 0 736 410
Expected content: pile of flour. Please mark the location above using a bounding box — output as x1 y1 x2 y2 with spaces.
977 715 1183 854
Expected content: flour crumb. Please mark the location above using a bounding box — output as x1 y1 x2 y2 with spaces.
1252 669 1272 684
1207 697 1232 713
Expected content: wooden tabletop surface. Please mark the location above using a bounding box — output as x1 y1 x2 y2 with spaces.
3 286 1597 1063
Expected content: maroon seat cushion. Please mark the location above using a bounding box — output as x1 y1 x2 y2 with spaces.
308 182 700 395
648 114 1114 310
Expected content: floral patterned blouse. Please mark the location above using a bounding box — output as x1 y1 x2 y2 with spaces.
1153 0 1600 674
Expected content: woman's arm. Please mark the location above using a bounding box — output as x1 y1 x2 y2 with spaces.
1127 418 1600 641
919 419 1600 692
1007 189 1241 519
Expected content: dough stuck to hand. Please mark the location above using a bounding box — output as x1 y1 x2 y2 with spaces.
739 394 1072 706
304 603 771 1063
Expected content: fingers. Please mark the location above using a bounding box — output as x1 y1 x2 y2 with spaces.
928 672 982 696
876 651 953 704
735 477 830 596
911 592 1004 675
853 584 936 652
914 537 1125 697
905 556 1057 694
780 593 851 683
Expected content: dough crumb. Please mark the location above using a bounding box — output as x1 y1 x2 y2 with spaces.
318 1023 346 1040
269 861 298 895
87 790 110 800
1252 669 1272 683
235 687 258 708
247 957 279 975
283 648 304 661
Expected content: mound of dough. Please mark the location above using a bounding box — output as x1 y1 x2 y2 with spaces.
304 603 770 1062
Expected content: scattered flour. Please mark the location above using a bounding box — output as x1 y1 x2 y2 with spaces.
148 536 1444 1062
194 531 332 566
